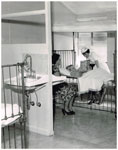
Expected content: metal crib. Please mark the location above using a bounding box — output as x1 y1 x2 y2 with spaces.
1 63 27 149
55 50 116 116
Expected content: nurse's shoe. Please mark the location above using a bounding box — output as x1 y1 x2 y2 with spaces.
88 98 95 105
88 100 93 105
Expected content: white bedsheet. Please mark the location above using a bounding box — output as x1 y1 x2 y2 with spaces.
1 104 22 127
52 75 67 85
78 68 113 94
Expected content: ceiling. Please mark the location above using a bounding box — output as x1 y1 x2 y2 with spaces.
2 1 117 32
61 2 116 15
51 1 117 32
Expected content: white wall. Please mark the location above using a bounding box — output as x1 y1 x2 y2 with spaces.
2 21 46 44
53 32 73 50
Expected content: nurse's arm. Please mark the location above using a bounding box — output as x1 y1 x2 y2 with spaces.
95 60 99 68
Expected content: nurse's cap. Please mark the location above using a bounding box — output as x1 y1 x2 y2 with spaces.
81 47 89 54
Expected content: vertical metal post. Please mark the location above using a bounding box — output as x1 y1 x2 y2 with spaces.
106 86 108 112
21 63 27 148
2 67 7 120
8 126 11 148
13 124 17 148
111 83 113 112
2 128 6 148
73 32 76 67
114 31 117 118
113 52 117 118
16 65 21 114
9 66 14 117
20 120 24 148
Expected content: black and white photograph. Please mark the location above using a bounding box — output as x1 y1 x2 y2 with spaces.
1 1 117 149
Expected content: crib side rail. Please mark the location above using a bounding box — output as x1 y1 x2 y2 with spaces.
54 50 76 68
1 62 27 148
113 50 117 118
2 63 25 119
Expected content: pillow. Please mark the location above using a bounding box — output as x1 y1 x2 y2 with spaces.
59 68 71 76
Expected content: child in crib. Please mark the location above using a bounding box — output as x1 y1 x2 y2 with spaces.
66 65 82 78
66 60 92 78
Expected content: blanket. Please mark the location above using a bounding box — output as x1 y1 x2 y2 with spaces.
78 68 113 94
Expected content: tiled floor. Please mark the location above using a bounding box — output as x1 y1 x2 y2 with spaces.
28 107 116 149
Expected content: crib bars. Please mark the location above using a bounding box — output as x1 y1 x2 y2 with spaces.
55 50 116 116
1 63 27 148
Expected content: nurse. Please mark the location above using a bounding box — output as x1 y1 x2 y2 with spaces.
81 47 111 73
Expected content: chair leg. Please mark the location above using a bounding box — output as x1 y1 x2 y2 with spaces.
97 87 106 104
88 91 95 104
68 96 75 112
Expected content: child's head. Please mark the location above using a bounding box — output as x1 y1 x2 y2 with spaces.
66 65 76 72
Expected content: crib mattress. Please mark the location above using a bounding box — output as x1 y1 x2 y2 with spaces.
1 104 22 127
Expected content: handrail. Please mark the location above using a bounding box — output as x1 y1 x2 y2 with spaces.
2 62 24 68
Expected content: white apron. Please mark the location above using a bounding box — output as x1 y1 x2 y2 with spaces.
87 51 111 73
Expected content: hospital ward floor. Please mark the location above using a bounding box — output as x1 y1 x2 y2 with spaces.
28 107 117 149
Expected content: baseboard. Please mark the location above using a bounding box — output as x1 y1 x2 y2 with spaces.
26 124 54 136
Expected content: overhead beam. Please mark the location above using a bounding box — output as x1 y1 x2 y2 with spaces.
52 24 117 32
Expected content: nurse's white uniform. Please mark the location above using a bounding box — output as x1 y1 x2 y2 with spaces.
87 51 111 73
78 49 112 94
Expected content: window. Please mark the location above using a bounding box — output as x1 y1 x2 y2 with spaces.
75 32 107 68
